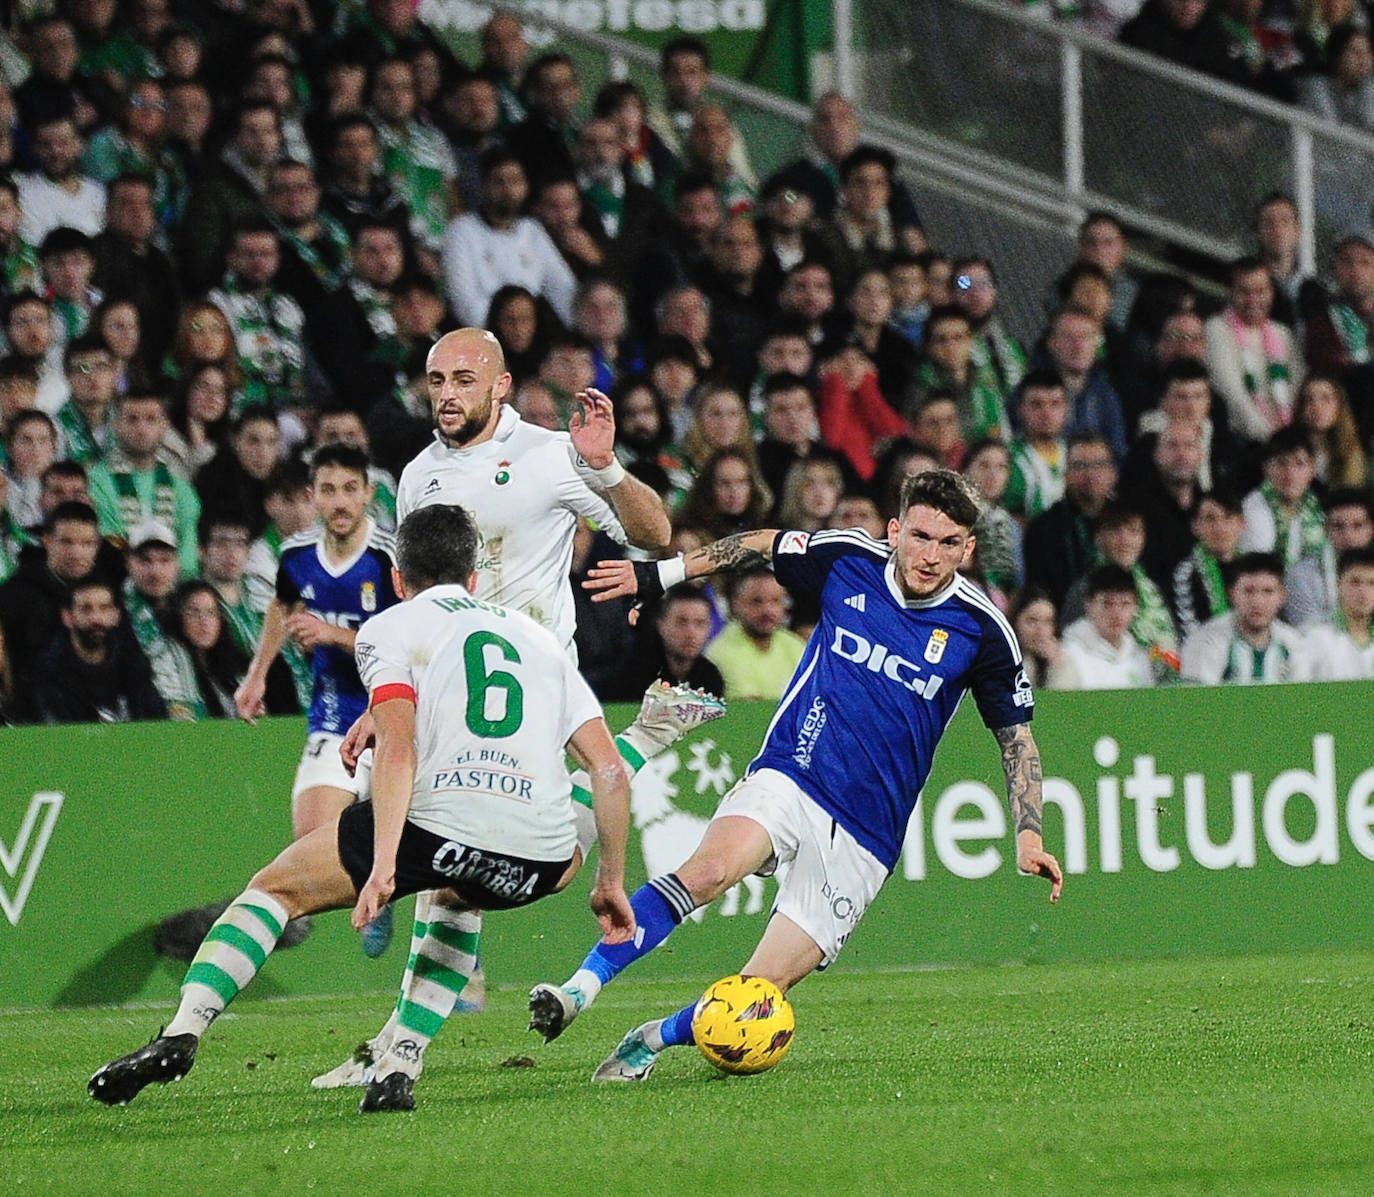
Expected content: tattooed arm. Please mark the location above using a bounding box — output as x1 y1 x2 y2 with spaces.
992 723 1063 902
684 529 779 577
582 529 780 605
994 722 1044 837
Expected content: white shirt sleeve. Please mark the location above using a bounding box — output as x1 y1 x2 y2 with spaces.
556 651 606 746
1129 643 1158 688
396 461 419 526
355 609 416 700
1289 626 1316 682
555 442 627 544
1289 622 1337 682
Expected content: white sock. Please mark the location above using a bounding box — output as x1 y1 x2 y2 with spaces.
614 727 659 767
565 967 604 1007
640 1018 669 1052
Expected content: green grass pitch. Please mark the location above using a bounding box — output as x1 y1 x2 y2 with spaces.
5 950 1373 1197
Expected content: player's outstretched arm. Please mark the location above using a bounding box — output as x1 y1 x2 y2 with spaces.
352 695 417 929
235 598 289 723
992 723 1063 903
570 387 671 551
583 528 781 604
568 715 635 944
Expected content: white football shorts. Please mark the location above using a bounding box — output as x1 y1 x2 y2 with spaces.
713 767 887 966
291 732 371 801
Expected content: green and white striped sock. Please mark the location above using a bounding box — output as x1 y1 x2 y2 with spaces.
389 906 482 1059
395 890 431 1016
610 731 651 774
166 888 288 1037
365 891 433 1054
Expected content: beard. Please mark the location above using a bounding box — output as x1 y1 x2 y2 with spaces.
436 388 496 446
483 198 521 225
74 626 110 654
617 425 662 458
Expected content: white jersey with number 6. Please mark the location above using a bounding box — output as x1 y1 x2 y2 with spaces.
355 582 604 861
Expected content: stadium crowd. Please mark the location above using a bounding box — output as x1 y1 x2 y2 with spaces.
0 0 1370 727
1027 0 1374 133
1111 0 1374 117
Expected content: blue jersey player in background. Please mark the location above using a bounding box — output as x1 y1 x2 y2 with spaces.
235 441 400 954
527 469 1063 1080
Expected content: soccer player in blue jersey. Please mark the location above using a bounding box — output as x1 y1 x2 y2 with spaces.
528 468 1064 1080
234 442 400 953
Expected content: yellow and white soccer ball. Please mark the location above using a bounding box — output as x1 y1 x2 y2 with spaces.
692 974 795 1075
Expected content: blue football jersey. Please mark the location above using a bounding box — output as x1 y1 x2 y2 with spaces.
275 523 399 735
754 528 1033 871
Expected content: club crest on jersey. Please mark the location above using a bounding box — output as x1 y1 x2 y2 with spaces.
361 581 377 612
493 461 511 487
924 628 948 664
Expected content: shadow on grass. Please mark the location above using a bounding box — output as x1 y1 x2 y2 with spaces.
54 924 289 1008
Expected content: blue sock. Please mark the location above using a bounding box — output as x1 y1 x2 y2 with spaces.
659 1002 697 1048
581 875 696 985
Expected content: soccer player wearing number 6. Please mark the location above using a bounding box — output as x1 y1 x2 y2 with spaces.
311 323 700 1089
89 503 636 1112
528 469 1064 1080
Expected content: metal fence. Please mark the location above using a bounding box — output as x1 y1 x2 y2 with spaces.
847 0 1374 274
428 0 1374 340
430 6 1085 341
